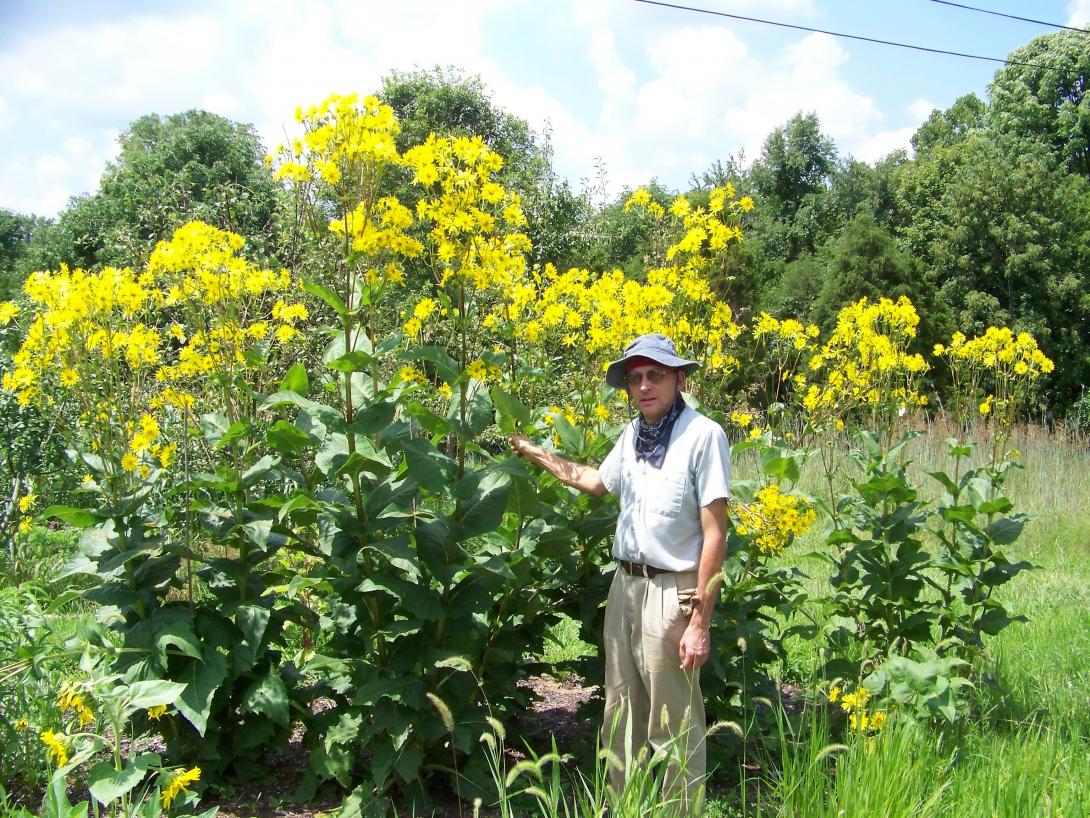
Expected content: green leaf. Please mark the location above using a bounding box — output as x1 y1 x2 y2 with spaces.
125 680 187 712
242 665 290 726
279 363 309 396
87 755 155 805
448 379 494 439
406 346 460 384
491 386 531 433
349 400 397 435
176 651 228 736
335 451 393 482
260 390 345 431
987 515 1026 545
358 575 443 621
455 468 511 540
235 604 271 670
327 350 375 374
156 620 203 664
266 420 316 457
240 454 280 489
302 278 348 318
400 438 455 493
39 505 96 528
214 420 252 451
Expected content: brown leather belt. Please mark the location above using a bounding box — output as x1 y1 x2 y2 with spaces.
618 560 671 578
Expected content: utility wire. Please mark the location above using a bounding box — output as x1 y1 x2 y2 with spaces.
633 0 1050 69
928 0 1090 35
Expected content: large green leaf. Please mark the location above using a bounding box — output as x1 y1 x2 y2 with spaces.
349 400 397 435
455 468 512 540
302 278 348 318
405 346 460 384
176 650 228 736
266 420 316 457
235 604 271 670
242 665 290 726
87 754 157 805
400 438 455 493
39 505 97 528
279 362 309 396
491 385 532 433
260 390 345 431
447 379 494 439
125 680 187 711
358 574 443 621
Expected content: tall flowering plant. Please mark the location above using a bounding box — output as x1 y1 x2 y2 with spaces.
0 222 315 777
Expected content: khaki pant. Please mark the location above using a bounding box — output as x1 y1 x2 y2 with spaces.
601 568 705 809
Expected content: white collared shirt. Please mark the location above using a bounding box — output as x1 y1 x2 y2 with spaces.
599 406 731 571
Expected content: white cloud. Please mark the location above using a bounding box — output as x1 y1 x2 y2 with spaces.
852 127 916 163
0 98 12 131
0 133 114 215
907 98 937 122
1067 0 1090 27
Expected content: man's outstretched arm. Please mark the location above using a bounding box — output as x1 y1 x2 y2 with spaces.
509 435 608 497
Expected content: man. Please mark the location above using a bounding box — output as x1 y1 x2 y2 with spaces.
509 333 730 807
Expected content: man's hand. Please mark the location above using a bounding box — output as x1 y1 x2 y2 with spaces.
509 434 534 458
679 620 710 671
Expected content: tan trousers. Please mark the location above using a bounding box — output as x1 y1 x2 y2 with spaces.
601 568 705 809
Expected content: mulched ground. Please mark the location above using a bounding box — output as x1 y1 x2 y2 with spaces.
207 675 600 818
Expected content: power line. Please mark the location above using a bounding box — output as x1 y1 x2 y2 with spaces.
633 0 1050 69
928 1 1090 35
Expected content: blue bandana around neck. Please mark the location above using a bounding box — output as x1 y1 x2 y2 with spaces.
633 391 686 469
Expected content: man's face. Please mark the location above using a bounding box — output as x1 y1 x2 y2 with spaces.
625 363 685 423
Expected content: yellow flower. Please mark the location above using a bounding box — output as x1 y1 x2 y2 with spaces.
438 383 453 400
466 360 489 381
594 404 610 421
18 493 35 513
59 369 79 387
161 767 201 809
148 704 168 720
40 730 69 767
0 301 20 324
18 518 31 534
978 395 993 416
828 686 841 703
121 453 138 472
16 718 29 731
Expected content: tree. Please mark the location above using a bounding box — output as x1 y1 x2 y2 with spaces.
0 209 38 300
912 93 986 156
25 111 283 271
749 113 837 220
988 30 1090 177
896 131 1090 406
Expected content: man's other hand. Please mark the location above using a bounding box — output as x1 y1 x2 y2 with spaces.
679 620 710 671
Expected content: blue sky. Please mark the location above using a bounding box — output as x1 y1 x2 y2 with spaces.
1 0 1088 217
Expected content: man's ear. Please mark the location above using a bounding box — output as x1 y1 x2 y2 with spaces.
677 370 687 391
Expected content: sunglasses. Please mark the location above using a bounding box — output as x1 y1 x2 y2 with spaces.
624 367 675 386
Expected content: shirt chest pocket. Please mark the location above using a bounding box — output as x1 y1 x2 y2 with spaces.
646 470 688 518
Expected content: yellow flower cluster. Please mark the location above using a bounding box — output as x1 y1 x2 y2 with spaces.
1 221 305 483
57 681 94 727
272 93 401 185
936 326 1054 424
828 685 887 733
734 484 817 556
161 766 201 809
404 134 530 292
800 297 928 425
40 729 69 767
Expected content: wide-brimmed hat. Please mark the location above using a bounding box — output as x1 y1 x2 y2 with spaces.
604 333 701 389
